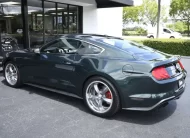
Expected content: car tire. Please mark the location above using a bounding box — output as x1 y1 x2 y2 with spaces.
83 76 120 117
149 36 154 39
170 36 175 39
4 62 22 88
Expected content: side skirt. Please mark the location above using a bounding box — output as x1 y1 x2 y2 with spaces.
25 83 83 99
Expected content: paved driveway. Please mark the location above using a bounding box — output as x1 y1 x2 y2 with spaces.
0 59 190 138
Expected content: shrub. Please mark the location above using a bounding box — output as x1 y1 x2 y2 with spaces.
122 27 147 36
142 39 190 56
122 30 140 36
136 28 147 35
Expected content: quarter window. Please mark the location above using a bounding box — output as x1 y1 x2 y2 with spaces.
78 42 103 55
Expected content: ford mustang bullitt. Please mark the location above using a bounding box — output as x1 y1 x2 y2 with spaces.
2 34 187 117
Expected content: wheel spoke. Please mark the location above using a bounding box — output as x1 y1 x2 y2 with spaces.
98 99 103 107
87 95 96 101
101 86 109 95
13 76 17 81
94 83 100 94
98 99 105 111
102 97 112 104
9 66 13 73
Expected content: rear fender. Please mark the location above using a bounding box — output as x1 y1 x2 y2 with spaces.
80 72 124 106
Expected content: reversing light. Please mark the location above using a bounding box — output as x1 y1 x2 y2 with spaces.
152 66 170 80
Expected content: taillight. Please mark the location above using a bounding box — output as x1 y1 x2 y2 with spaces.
178 60 184 70
152 66 170 80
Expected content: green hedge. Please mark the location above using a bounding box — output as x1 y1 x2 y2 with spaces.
129 39 190 56
142 40 190 56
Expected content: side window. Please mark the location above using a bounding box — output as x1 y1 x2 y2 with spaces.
40 38 80 54
77 42 103 55
163 29 171 34
66 39 82 49
41 39 65 54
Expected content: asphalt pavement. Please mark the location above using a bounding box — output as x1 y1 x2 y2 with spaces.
0 58 190 138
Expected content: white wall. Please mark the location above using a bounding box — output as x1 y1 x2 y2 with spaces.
83 7 123 37
97 8 123 37
83 6 99 34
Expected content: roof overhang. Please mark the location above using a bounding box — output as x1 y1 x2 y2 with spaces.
96 0 134 8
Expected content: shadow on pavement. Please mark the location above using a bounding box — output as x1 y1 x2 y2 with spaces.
1 78 177 125
111 101 177 125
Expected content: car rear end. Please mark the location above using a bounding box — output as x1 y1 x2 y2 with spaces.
95 37 186 111
123 57 186 111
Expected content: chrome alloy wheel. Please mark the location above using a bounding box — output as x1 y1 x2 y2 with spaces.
86 81 113 113
5 63 18 86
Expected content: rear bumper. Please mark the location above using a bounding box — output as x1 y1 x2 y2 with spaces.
119 70 187 111
123 83 185 111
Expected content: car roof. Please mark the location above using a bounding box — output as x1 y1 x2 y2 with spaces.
57 34 123 41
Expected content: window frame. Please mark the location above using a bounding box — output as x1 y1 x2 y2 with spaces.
39 37 105 55
40 39 61 54
65 38 105 55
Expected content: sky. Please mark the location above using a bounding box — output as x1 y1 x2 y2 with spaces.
134 0 171 6
161 0 171 6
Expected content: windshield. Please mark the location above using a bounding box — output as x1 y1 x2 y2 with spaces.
168 29 174 32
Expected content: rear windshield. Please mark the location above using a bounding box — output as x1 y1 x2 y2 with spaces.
97 38 170 61
97 38 155 54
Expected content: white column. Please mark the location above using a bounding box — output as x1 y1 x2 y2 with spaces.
83 6 123 37
83 5 99 34
97 7 123 37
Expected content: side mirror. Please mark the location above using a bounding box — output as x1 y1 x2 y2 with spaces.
33 48 40 54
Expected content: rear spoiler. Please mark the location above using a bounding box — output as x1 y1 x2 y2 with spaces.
151 55 181 68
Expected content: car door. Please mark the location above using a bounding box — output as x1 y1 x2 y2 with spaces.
22 39 61 86
161 28 171 38
33 38 82 93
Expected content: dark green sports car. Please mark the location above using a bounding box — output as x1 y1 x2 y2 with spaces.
2 34 187 117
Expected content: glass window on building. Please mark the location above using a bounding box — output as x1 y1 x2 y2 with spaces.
57 3 68 34
69 5 78 34
0 0 81 53
57 4 79 34
44 1 57 43
28 0 43 48
0 0 23 51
